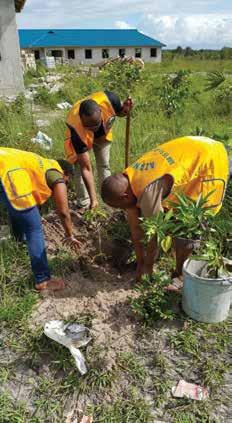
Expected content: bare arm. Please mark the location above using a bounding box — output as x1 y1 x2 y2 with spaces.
126 206 144 282
78 152 98 209
52 182 81 248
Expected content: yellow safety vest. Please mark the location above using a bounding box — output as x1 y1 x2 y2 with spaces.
65 91 116 163
0 148 63 210
124 136 229 214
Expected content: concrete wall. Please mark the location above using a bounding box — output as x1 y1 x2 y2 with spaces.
0 0 24 96
27 46 162 65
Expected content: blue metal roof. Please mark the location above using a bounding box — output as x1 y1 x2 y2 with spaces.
18 29 166 48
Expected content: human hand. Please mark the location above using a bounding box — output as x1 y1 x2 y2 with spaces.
90 199 99 210
121 96 133 115
63 236 82 251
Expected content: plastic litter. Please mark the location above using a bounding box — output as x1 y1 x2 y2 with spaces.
0 225 11 243
44 320 91 375
31 131 53 151
172 379 209 401
57 101 72 110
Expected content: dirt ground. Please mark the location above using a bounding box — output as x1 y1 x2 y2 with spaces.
35 209 139 369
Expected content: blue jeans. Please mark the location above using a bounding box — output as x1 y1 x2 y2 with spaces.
0 182 50 285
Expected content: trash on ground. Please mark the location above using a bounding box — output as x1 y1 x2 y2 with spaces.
44 320 91 375
172 379 209 400
0 225 11 243
35 119 50 128
57 101 72 110
31 131 53 151
49 82 63 93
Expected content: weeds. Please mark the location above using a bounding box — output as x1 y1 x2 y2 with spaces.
117 352 147 383
130 272 176 325
87 393 153 422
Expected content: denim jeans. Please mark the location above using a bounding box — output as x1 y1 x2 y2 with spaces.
0 182 50 285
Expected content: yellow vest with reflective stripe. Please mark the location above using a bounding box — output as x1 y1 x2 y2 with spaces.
124 136 229 214
0 148 63 210
65 91 116 163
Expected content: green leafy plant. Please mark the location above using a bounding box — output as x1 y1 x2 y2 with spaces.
193 239 232 278
214 81 232 115
159 70 192 117
130 271 175 325
101 61 142 97
140 209 173 252
168 192 214 240
205 71 225 91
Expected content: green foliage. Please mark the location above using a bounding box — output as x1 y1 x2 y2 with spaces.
194 239 231 278
205 71 225 91
140 209 173 251
0 392 39 423
100 61 142 98
214 80 232 115
130 271 175 325
117 352 147 383
87 394 153 423
33 86 63 107
168 192 214 240
159 70 193 117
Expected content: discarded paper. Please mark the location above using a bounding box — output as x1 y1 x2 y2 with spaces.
44 320 91 375
172 379 209 401
31 131 53 151
57 101 72 110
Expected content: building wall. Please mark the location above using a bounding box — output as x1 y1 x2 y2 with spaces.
26 46 162 65
0 0 24 96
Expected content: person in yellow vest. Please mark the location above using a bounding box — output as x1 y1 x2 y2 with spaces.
101 136 229 281
0 148 81 291
65 91 133 211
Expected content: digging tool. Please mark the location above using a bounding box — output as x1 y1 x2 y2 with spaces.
125 97 131 168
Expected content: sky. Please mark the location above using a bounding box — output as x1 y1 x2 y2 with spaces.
16 0 232 49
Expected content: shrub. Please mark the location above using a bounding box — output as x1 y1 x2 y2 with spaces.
100 61 142 98
159 70 192 117
214 81 232 115
130 271 175 325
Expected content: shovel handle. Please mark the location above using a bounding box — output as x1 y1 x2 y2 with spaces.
125 110 131 168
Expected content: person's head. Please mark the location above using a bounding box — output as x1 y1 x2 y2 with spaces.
101 174 137 209
79 99 102 132
57 159 74 184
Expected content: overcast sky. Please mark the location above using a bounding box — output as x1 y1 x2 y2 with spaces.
16 0 232 49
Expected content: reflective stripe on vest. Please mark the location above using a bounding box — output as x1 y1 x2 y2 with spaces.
0 147 63 210
124 136 229 214
65 91 115 163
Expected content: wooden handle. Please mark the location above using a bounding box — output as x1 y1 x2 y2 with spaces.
125 111 131 168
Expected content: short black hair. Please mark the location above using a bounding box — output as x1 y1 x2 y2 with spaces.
79 99 100 117
57 159 74 176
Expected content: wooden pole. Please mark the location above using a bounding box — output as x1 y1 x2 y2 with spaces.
125 108 131 168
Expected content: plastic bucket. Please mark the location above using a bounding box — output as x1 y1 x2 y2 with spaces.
182 259 232 323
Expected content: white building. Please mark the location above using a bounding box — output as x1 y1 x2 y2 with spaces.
19 29 166 65
0 0 26 95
